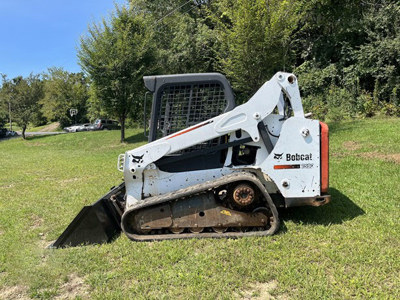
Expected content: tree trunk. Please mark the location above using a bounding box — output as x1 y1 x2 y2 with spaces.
120 117 125 143
22 125 26 140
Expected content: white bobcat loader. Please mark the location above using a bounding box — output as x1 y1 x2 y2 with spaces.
50 72 330 247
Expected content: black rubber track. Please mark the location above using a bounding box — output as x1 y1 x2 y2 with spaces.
121 171 280 241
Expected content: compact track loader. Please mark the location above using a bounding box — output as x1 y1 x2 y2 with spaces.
50 72 330 248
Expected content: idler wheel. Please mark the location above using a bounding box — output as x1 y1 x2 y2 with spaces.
170 227 184 234
212 227 228 233
232 184 255 207
189 227 204 233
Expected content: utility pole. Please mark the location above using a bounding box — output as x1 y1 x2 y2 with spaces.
8 101 12 131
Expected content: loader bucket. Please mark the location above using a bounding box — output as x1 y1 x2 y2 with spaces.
48 183 125 248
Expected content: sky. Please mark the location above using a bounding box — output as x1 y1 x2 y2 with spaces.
0 0 126 79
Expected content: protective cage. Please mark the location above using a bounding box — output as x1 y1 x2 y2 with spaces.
144 73 235 143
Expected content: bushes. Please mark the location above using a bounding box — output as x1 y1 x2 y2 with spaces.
301 85 399 121
297 61 399 121
381 103 400 117
293 0 400 122
302 86 353 122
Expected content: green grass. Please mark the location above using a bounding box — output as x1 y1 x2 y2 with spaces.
0 118 399 299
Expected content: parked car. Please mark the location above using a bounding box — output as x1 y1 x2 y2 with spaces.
93 119 120 130
0 128 17 138
6 130 17 137
76 123 92 132
64 124 84 133
0 128 8 138
87 124 98 131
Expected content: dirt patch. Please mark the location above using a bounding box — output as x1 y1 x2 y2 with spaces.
359 152 400 164
332 150 400 164
55 274 90 299
0 285 29 300
30 214 43 229
59 178 80 186
38 235 51 251
0 183 15 189
25 142 46 147
102 144 124 149
59 176 96 186
237 280 288 300
342 141 361 151
39 122 60 132
28 215 49 249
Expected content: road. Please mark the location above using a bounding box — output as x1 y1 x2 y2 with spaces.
0 131 66 142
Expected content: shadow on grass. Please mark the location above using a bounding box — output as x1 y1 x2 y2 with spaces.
124 131 147 144
22 130 147 143
22 130 147 144
21 133 66 141
280 187 365 228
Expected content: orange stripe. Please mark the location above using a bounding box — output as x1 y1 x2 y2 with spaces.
320 122 329 193
166 121 213 140
274 164 300 169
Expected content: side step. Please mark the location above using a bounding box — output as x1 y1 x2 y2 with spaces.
48 183 125 248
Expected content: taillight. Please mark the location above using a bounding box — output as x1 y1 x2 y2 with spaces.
320 122 329 193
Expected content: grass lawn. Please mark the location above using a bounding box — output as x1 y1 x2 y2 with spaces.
0 118 399 299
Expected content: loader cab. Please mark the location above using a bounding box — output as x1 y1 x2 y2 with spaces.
143 73 236 172
143 73 235 143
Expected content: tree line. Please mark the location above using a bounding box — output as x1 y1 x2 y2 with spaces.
0 69 89 139
1 0 399 142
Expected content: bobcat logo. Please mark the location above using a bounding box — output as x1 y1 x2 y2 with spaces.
274 153 283 159
131 154 144 163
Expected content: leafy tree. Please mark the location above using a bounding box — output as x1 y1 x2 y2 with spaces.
208 0 301 100
1 74 44 139
294 0 364 68
79 0 400 124
355 0 400 103
79 5 156 142
85 84 108 123
41 67 89 128
294 0 400 119
134 0 216 74
0 100 8 128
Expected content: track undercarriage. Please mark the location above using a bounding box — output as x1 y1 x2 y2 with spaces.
121 172 280 241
